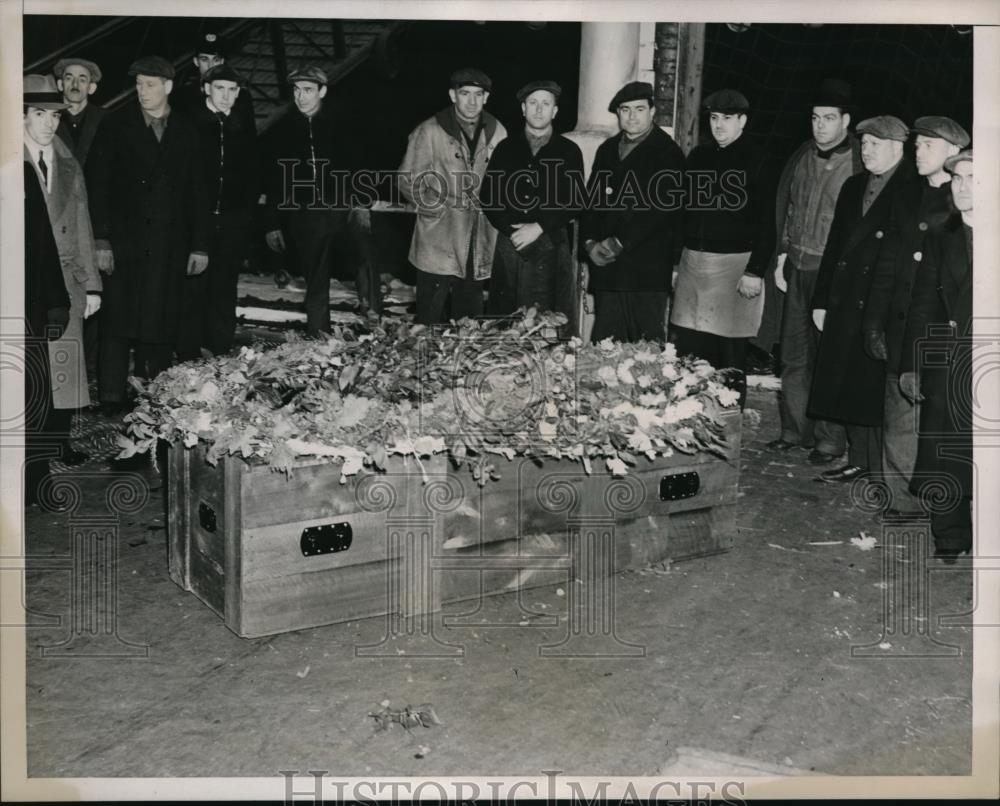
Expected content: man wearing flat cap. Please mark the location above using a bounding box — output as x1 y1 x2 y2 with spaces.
88 55 210 414
579 80 685 342
765 79 862 463
175 30 256 133
862 115 968 519
23 73 102 465
263 64 368 334
176 64 258 359
482 80 583 329
53 57 106 173
898 150 974 562
808 115 913 484
398 67 507 324
670 88 775 407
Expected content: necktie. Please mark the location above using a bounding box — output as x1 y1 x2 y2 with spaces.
38 151 48 185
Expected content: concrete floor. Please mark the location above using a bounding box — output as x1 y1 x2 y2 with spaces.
21 387 973 778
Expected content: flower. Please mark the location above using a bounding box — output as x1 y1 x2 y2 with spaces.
636 373 653 389
661 343 678 362
661 363 678 380
597 366 620 387
716 387 741 407
616 362 636 385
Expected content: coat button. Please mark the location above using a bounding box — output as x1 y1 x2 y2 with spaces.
949 320 958 329
862 266 869 273
857 300 865 309
918 222 928 231
606 186 613 194
875 230 884 239
913 251 922 261
61 226 67 233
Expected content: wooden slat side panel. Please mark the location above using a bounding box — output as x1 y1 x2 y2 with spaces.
166 443 191 590
224 457 244 633
185 447 227 617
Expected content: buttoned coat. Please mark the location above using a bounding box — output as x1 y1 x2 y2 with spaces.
55 102 107 173
808 161 913 425
24 137 101 408
88 103 209 343
900 214 973 499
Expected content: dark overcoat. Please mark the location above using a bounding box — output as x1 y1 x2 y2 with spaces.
55 103 107 173
900 214 973 499
88 103 209 343
808 161 913 425
580 126 685 293
862 174 953 371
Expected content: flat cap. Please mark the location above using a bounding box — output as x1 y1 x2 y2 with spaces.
128 55 175 80
812 78 854 111
911 116 970 148
450 67 492 91
608 81 654 113
53 57 102 83
517 79 561 103
24 74 69 109
944 149 972 173
202 64 244 86
702 88 749 113
856 115 910 142
195 30 228 57
287 65 328 86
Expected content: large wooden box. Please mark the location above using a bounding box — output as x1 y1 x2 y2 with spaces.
167 411 741 637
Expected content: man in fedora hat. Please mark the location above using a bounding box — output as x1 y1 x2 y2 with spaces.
765 78 863 463
898 149 974 562
808 115 913 484
863 115 969 520
53 57 107 173
175 29 256 132
482 79 583 330
579 80 685 342
23 73 102 465
670 88 775 407
398 67 507 325
88 55 210 414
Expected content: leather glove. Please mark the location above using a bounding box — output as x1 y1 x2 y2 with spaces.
46 307 69 340
863 330 888 361
899 371 923 403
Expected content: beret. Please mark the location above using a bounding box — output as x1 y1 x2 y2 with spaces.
702 88 749 113
450 67 492 91
202 64 243 86
944 149 972 173
608 81 654 113
195 31 228 57
128 55 175 80
911 116 970 148
287 65 328 86
53 57 102 84
24 74 68 109
856 115 910 142
517 79 561 103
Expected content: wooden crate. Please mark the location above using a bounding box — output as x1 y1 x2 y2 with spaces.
167 410 741 637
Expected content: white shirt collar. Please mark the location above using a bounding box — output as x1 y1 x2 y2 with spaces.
26 140 55 191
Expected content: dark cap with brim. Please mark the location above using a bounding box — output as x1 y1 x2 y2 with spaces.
702 88 749 114
944 149 972 173
608 81 654 113
911 116 970 148
287 65 328 86
195 31 229 57
517 80 561 103
812 78 854 112
856 115 910 142
202 64 244 86
128 55 175 80
53 57 102 83
450 67 492 91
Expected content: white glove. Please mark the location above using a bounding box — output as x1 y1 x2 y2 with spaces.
775 253 788 293
84 293 102 318
812 308 826 332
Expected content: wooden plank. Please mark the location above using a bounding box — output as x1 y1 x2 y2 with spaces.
166 443 190 590
224 456 244 634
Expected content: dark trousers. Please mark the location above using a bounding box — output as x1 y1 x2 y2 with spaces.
287 209 348 335
99 334 173 403
488 230 574 329
83 310 100 378
931 498 972 553
671 324 748 409
24 337 56 502
591 290 669 343
846 423 882 472
778 263 846 454
176 211 252 359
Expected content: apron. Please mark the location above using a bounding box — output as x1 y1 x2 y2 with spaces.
670 248 764 338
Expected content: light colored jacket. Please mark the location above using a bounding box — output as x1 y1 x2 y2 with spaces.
398 107 506 279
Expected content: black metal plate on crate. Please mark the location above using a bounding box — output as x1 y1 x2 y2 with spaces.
199 502 217 533
301 522 353 557
659 471 700 501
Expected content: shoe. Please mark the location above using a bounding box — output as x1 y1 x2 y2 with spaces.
286 276 307 292
933 546 970 565
820 464 868 482
808 449 841 465
766 438 798 451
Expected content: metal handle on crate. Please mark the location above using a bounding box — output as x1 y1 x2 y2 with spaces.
301 522 353 557
659 471 700 501
198 502 217 533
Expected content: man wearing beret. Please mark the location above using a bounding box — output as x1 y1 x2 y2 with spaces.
176 64 258 359
808 115 913 483
24 74 102 466
263 65 367 334
53 57 107 173
579 81 685 342
862 116 969 519
898 150 974 562
174 30 256 133
670 89 775 408
398 67 507 324
88 55 210 414
482 80 583 330
766 79 862 463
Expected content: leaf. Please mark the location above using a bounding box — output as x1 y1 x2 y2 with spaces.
338 363 360 391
